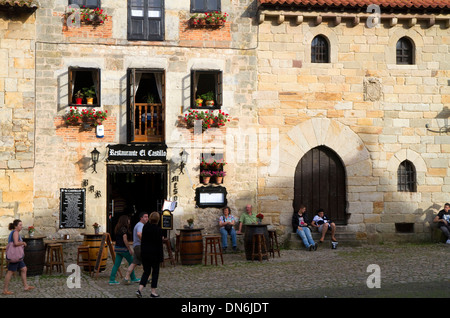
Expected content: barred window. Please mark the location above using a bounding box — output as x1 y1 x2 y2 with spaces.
311 35 329 63
397 160 416 192
396 37 414 65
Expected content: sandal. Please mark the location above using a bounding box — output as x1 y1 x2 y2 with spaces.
2 291 14 295
24 286 35 291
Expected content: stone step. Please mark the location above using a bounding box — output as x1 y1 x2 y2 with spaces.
288 226 365 248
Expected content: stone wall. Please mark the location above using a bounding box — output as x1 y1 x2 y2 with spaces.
255 13 450 243
0 9 36 237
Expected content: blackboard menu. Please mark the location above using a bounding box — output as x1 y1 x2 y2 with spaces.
161 210 173 230
60 188 86 228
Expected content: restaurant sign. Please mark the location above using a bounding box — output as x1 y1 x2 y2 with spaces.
107 144 167 161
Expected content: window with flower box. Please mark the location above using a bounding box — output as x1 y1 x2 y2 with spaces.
200 153 226 185
68 67 101 107
191 70 222 109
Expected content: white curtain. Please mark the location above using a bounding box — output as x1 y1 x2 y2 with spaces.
154 72 162 103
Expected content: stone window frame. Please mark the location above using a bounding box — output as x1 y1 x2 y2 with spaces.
397 160 417 192
303 25 338 66
68 67 101 107
385 28 423 70
387 149 426 193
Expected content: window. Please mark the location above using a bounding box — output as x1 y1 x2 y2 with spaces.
68 67 101 106
396 37 414 65
191 70 222 109
311 35 329 63
397 160 416 192
128 0 164 41
69 0 101 8
127 69 165 143
191 0 220 12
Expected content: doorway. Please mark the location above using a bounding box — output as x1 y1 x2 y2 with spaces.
107 164 167 236
294 146 347 224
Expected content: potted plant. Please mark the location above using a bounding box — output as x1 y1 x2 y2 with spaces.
93 222 100 234
187 218 194 229
83 86 96 105
256 213 264 224
146 93 155 104
200 170 213 184
214 170 226 184
74 90 83 105
201 91 215 107
196 96 203 107
64 106 82 125
28 226 35 238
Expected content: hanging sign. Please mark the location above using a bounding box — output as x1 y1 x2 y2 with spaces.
107 144 167 161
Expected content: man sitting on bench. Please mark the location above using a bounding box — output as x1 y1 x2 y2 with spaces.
311 208 337 243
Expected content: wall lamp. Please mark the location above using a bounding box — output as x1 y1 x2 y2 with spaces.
91 148 100 173
179 149 189 175
425 123 450 134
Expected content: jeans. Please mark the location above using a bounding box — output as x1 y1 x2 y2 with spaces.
296 227 315 248
219 227 237 248
439 224 450 239
109 250 136 282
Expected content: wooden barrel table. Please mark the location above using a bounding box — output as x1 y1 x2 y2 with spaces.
81 233 108 272
23 236 46 276
244 224 270 260
178 228 204 265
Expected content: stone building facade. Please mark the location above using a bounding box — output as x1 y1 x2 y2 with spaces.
1 0 449 245
0 0 38 238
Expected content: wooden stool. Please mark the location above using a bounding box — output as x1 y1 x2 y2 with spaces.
0 246 5 278
76 245 91 274
45 243 65 274
204 235 223 266
162 238 175 267
268 229 280 258
251 233 269 262
175 233 180 264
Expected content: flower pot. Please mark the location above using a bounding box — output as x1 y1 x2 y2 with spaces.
216 20 224 26
29 231 34 238
198 19 206 26
216 176 223 184
75 98 83 105
86 97 94 105
202 176 210 184
94 228 99 234
205 100 214 107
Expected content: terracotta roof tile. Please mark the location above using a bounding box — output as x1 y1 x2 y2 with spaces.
0 0 39 8
258 0 450 9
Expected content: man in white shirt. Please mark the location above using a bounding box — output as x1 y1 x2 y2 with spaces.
311 209 337 243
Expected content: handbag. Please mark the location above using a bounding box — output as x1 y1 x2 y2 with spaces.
5 241 24 263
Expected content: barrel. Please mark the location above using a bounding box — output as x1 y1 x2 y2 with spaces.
179 229 203 265
82 234 108 272
23 237 46 276
244 225 270 260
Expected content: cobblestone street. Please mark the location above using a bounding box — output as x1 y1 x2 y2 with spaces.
1 242 448 300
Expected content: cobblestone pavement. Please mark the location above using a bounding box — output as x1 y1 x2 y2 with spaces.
1 242 449 300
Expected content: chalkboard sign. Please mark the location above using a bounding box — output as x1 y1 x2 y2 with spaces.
60 188 86 228
161 210 173 230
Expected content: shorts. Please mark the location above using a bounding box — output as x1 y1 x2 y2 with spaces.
318 223 331 233
132 245 142 265
7 260 26 272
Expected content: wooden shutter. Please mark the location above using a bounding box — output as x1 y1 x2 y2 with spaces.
127 69 136 143
191 0 220 12
215 71 222 107
128 0 164 41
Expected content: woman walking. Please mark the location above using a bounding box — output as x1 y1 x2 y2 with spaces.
136 211 163 298
3 219 35 295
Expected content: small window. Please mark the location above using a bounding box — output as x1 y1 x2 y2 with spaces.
396 37 414 65
69 0 101 9
191 70 222 109
128 0 164 41
311 35 329 63
397 160 416 192
191 0 220 13
68 67 101 106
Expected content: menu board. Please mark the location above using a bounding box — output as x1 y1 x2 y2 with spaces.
161 210 173 230
59 188 86 228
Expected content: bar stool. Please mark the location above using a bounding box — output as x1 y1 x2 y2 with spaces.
268 229 280 258
162 238 175 267
204 235 223 266
45 243 65 274
76 245 91 274
251 233 269 262
175 233 180 264
0 246 5 277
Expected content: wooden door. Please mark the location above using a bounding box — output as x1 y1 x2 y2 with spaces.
294 146 347 224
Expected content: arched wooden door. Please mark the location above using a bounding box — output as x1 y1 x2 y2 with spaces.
294 146 347 224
